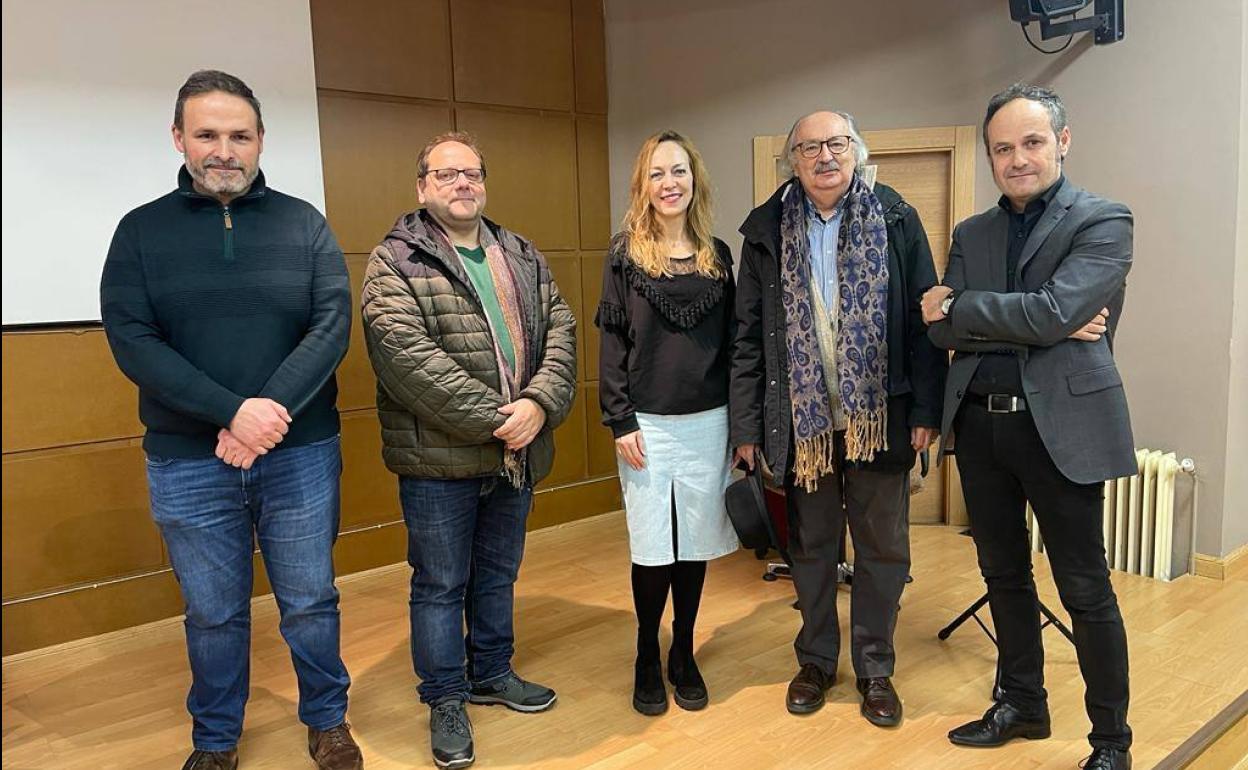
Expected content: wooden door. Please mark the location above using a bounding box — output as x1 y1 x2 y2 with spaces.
751 126 976 525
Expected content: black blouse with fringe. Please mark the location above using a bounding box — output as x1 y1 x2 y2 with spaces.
594 235 735 438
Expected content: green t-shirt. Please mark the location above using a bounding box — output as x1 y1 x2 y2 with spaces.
456 246 516 372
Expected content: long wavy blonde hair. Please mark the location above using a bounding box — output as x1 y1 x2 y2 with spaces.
620 130 722 279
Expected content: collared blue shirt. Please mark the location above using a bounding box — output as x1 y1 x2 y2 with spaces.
805 196 845 310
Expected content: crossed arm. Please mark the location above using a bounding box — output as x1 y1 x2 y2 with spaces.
922 202 1131 351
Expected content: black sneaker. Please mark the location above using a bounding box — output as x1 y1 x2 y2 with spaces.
430 699 474 769
468 672 557 713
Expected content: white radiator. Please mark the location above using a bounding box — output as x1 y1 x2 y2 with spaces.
1028 449 1194 581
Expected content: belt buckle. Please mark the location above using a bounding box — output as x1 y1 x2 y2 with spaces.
986 394 1017 413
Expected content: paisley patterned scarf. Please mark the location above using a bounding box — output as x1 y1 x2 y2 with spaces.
779 175 890 491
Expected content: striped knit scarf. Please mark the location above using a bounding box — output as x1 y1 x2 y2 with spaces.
474 225 532 487
779 175 890 491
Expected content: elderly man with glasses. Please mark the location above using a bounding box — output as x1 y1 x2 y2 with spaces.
362 131 577 769
730 111 947 726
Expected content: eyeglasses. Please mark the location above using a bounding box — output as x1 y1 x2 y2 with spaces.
423 167 486 185
791 135 853 159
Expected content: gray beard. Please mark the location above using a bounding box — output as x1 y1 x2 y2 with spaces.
186 159 259 197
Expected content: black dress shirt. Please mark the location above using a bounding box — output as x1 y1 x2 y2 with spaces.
967 175 1065 397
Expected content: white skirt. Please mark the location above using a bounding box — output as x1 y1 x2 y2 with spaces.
618 405 739 566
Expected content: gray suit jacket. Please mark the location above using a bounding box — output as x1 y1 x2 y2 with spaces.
929 180 1135 485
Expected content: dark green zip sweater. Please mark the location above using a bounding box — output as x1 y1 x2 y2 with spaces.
100 167 351 457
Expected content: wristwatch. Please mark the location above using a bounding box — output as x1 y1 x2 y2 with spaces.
939 292 956 316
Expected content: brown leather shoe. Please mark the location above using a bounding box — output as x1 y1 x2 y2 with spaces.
181 749 238 770
309 722 364 770
857 677 902 727
786 663 834 714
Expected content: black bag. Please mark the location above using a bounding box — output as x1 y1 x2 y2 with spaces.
724 464 772 551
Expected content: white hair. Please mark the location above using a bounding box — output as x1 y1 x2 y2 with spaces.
781 110 870 178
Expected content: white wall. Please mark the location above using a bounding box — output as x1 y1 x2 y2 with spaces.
1 0 325 325
1224 4 1248 557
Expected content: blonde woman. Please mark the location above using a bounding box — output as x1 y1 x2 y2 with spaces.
595 130 738 716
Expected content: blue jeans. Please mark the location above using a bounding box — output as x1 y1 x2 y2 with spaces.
146 435 350 751
399 476 532 704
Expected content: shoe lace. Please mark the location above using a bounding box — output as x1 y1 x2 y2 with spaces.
1079 749 1117 769
433 703 469 737
187 751 231 770
318 723 353 754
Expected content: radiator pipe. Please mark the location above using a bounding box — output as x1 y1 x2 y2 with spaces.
1179 458 1198 576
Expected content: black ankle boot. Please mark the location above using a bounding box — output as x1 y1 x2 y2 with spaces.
667 640 708 711
633 656 668 716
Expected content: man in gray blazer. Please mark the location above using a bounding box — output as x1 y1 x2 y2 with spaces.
922 84 1134 770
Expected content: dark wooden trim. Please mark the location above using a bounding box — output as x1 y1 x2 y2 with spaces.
1153 688 1248 769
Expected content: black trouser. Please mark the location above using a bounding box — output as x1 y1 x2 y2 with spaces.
955 401 1131 751
786 463 910 679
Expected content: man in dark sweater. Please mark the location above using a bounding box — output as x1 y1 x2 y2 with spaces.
99 70 361 770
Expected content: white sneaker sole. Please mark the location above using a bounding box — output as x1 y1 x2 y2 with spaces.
433 750 475 769
467 692 557 713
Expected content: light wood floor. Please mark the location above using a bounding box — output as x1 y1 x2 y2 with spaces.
4 513 1246 770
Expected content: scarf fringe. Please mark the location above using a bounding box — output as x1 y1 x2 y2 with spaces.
503 450 527 489
844 412 888 464
793 432 838 492
793 412 890 492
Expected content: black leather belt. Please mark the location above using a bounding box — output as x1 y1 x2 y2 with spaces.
966 393 1028 413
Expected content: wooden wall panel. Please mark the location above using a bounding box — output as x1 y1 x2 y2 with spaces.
337 254 377 412
530 477 621 530
310 0 451 99
1 570 182 657
539 389 588 489
332 523 408 577
456 108 578 252
2 443 164 599
577 117 612 250
450 0 573 111
318 95 452 254
572 0 608 114
583 383 617 478
545 254 585 382
580 252 605 382
339 411 400 529
2 330 142 453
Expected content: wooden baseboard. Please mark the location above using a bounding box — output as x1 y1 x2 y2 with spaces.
1193 542 1248 581
1154 689 1248 769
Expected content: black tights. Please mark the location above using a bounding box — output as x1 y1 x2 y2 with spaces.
631 561 706 661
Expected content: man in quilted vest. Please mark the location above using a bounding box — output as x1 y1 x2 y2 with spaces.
361 131 577 770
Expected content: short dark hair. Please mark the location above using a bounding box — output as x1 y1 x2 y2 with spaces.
982 83 1067 149
417 131 486 179
174 70 263 133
